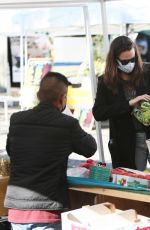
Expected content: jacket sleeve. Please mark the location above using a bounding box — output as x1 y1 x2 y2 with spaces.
71 120 97 158
92 77 132 121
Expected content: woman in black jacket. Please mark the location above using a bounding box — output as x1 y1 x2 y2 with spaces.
93 35 150 170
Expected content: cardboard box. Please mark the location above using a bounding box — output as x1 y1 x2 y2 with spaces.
61 203 150 230
112 173 150 188
111 168 150 189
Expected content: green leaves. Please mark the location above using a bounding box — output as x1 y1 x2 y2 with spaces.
133 101 150 126
141 101 150 110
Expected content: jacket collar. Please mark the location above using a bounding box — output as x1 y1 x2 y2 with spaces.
35 101 59 112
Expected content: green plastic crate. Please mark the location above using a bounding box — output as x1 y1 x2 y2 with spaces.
89 165 111 182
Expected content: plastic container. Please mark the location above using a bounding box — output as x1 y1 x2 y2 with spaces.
89 165 111 182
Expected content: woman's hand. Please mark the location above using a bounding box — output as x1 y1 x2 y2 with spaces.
129 94 150 108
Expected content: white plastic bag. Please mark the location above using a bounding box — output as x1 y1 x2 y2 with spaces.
67 167 89 178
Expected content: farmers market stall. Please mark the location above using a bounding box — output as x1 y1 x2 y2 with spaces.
68 177 150 217
67 162 150 217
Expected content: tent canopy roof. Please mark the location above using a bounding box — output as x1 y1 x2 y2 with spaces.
0 0 117 8
0 0 150 35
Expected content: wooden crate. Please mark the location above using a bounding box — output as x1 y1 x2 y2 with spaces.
0 176 9 216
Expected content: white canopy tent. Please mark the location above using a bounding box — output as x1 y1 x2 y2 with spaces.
0 0 112 162
1 0 150 162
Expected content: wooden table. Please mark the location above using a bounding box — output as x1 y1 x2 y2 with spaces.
69 186 150 217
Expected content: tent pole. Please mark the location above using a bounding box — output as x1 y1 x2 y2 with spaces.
83 5 105 162
20 16 25 110
24 33 28 78
100 0 109 57
0 1 100 9
20 35 24 93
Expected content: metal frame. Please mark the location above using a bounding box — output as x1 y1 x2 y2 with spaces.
0 0 118 8
100 0 109 56
0 1 96 8
83 5 104 162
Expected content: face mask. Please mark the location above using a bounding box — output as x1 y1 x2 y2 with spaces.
117 60 135 74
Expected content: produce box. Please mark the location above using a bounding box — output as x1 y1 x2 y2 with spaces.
61 203 150 230
89 165 111 182
111 168 150 189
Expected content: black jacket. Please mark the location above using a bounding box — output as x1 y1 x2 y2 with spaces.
93 71 150 169
5 101 97 210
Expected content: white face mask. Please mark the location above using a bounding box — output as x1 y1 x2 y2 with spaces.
117 60 135 74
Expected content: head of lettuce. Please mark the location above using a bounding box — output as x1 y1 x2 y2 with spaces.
133 101 150 126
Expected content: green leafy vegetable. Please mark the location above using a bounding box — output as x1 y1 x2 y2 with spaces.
133 101 150 126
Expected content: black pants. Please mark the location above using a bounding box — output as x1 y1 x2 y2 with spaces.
0 221 11 230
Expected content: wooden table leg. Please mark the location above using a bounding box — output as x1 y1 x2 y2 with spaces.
69 189 96 210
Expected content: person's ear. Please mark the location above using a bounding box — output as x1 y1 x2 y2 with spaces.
59 94 67 112
55 95 63 111
59 94 63 105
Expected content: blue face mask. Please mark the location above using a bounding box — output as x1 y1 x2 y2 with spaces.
117 60 135 74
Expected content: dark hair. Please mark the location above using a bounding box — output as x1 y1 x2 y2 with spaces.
38 71 71 103
104 36 143 92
